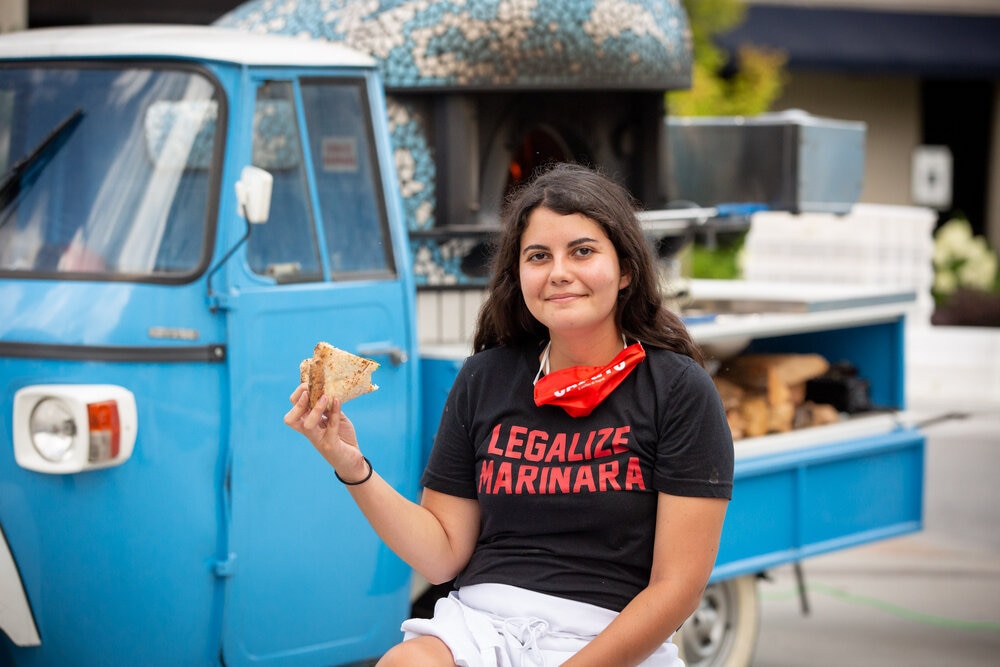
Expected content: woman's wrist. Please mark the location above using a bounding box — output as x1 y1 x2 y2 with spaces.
335 456 373 485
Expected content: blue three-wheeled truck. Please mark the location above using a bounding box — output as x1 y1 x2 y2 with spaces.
0 21 924 667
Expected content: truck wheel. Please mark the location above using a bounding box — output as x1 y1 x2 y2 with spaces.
675 574 759 667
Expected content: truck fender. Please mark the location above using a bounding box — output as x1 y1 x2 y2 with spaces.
0 526 41 646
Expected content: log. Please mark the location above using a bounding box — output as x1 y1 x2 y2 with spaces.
719 354 830 407
738 393 770 438
713 376 744 411
726 409 746 440
793 401 841 429
767 401 796 433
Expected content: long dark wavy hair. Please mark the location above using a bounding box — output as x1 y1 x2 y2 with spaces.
472 162 704 365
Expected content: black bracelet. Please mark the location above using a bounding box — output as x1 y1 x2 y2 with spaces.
335 456 373 486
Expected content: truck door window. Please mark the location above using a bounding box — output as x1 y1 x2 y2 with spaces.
300 79 396 279
0 64 221 282
245 82 322 283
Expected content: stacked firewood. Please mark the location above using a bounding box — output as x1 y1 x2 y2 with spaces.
713 353 841 440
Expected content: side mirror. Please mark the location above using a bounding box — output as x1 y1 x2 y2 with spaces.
234 165 273 224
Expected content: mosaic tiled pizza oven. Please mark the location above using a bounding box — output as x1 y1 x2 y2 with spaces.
217 0 693 286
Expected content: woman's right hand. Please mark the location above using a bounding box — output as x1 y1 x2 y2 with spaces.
284 384 368 482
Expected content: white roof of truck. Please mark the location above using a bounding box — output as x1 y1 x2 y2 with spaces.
0 24 375 68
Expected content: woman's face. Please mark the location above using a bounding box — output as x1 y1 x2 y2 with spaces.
518 207 629 340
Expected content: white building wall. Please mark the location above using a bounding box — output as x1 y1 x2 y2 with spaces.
774 74 1000 258
0 0 26 33
772 73 923 207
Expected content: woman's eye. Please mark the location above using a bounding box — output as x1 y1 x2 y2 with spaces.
574 247 594 257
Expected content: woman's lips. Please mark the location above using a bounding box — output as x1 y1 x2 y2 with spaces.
546 292 582 303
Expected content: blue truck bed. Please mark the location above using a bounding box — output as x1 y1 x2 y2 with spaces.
420 281 925 582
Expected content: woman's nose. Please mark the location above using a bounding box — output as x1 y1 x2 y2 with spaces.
549 256 571 283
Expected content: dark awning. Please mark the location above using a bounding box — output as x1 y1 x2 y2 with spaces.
717 5 1000 80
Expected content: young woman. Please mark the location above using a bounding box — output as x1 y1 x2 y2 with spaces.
285 163 734 666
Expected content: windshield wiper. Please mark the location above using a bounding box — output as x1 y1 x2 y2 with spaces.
0 108 84 214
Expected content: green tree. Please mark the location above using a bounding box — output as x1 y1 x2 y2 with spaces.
669 0 787 116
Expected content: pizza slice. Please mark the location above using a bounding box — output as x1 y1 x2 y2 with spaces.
299 341 379 408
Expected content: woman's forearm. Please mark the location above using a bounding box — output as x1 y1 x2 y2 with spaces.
560 579 701 667
342 472 478 584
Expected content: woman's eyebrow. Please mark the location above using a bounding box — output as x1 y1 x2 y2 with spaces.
521 237 599 256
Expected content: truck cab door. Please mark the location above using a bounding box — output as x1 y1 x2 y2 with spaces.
220 75 420 666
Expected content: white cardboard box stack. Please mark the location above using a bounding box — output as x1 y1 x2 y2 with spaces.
742 204 1000 406
741 203 938 324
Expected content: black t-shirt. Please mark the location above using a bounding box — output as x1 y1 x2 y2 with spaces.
422 343 734 611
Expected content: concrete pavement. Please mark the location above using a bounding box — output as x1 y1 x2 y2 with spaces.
751 403 1000 666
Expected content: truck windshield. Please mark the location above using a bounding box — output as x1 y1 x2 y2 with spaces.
0 63 222 281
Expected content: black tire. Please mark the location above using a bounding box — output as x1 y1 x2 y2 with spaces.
675 574 760 667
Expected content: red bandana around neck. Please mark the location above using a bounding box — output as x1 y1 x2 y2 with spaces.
532 339 646 417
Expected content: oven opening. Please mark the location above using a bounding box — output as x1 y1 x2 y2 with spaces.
506 124 575 194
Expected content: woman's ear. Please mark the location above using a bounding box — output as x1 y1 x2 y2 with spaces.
619 268 632 291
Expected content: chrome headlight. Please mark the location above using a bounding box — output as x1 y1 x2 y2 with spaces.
28 397 78 462
13 385 137 474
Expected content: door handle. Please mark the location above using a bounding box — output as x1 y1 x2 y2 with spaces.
356 343 409 366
